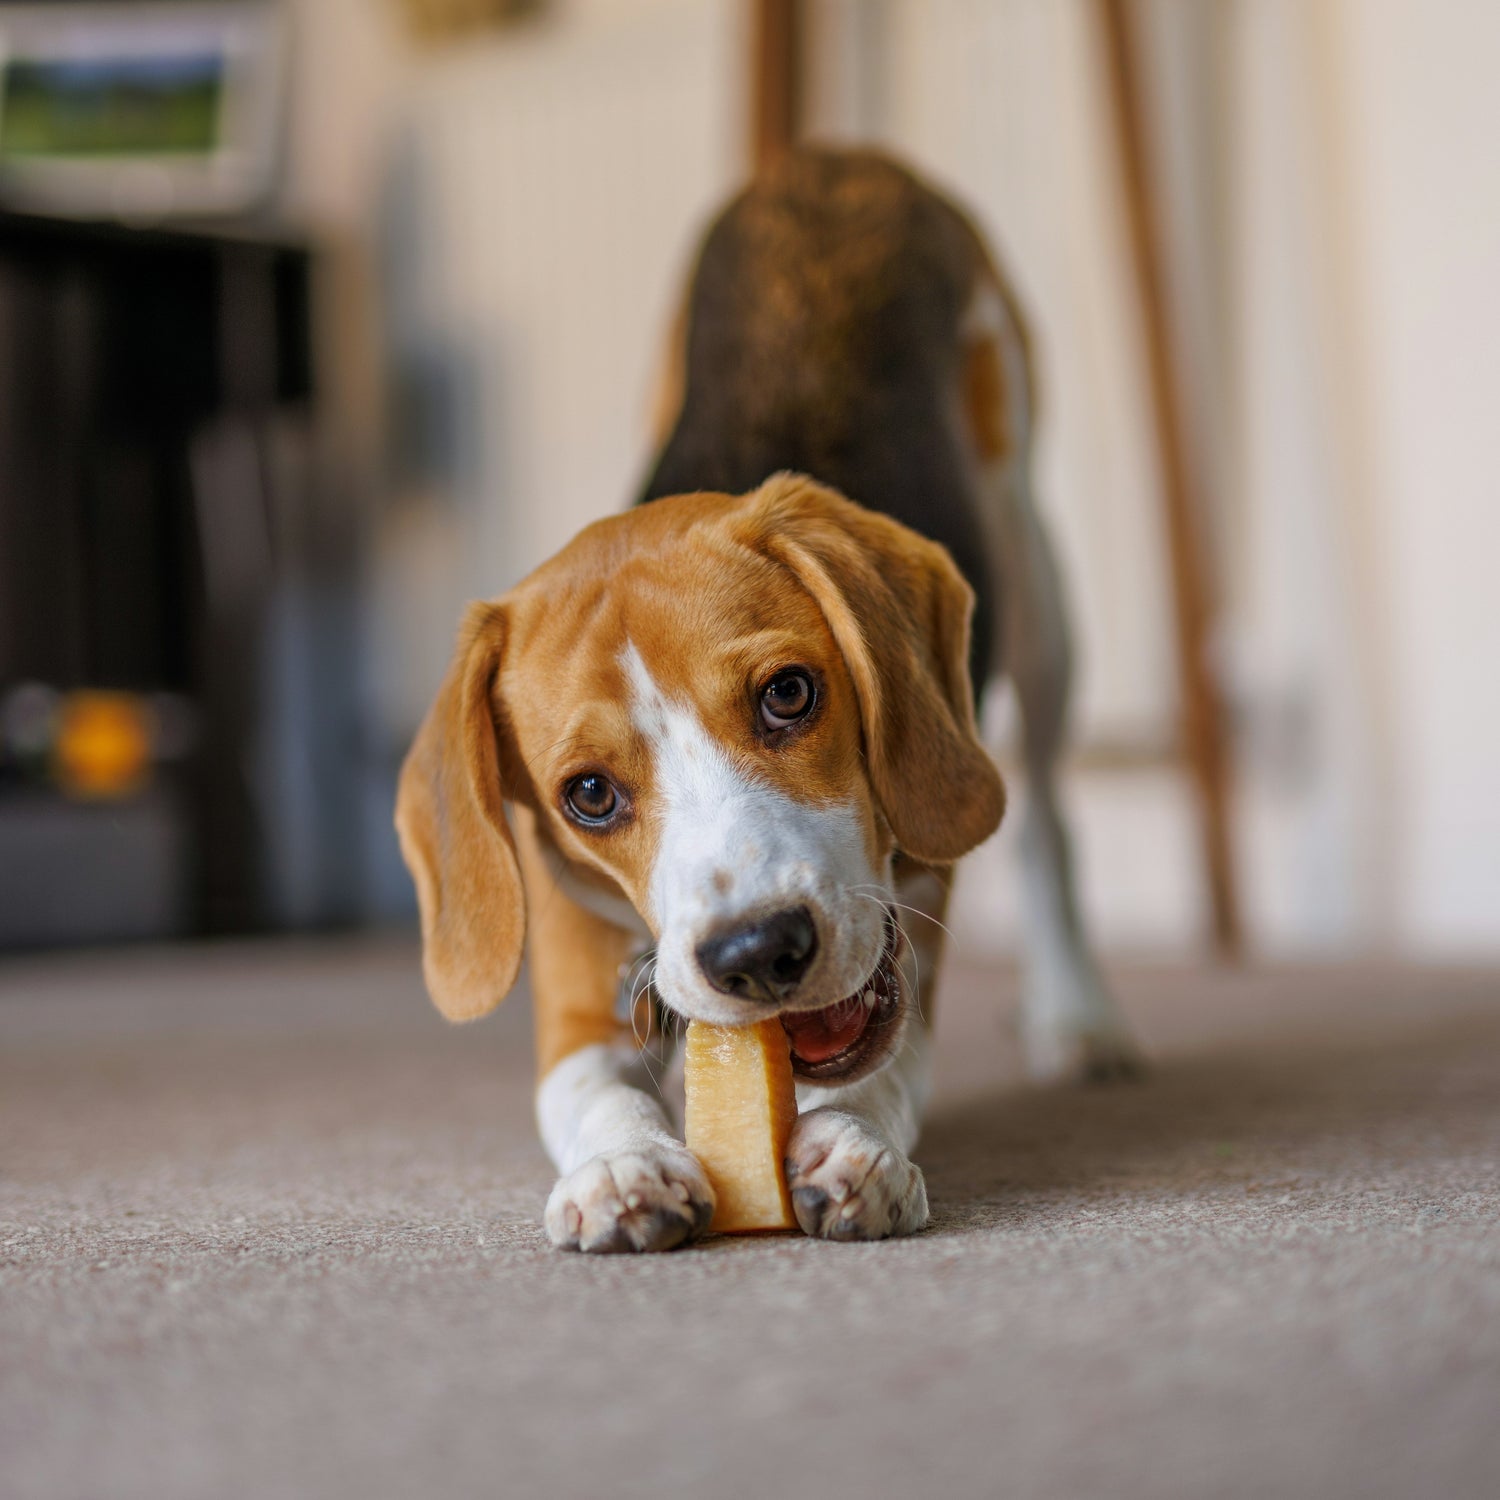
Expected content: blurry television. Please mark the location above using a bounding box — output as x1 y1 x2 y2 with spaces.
0 1 285 220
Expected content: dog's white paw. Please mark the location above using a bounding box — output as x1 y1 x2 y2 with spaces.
545 1146 715 1253
1020 975 1143 1085
785 1108 928 1241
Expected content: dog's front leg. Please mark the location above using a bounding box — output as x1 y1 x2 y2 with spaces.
784 867 952 1241
788 1023 932 1240
520 824 714 1253
787 875 950 1242
538 1038 714 1253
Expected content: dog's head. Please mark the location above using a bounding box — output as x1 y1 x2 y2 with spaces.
396 474 1004 1082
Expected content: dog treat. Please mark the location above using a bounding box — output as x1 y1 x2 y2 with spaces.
684 1018 798 1233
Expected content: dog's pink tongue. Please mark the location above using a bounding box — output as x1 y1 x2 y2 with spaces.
782 998 870 1064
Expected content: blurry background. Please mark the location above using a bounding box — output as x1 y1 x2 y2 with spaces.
0 0 1495 961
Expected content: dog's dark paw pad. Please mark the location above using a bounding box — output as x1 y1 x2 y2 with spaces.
825 1198 872 1240
545 1149 715 1253
582 1220 638 1255
639 1207 694 1253
785 1109 928 1242
791 1185 830 1236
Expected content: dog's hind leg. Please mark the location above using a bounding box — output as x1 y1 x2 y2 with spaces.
997 477 1142 1082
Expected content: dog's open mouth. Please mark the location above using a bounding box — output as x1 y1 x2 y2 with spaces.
782 913 903 1082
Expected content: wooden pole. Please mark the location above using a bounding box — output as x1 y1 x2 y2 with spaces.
1098 0 1242 956
753 0 802 172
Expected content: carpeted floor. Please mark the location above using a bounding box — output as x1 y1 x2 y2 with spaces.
2 938 1498 1500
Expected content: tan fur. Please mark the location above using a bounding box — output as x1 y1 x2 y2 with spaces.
647 293 688 453
396 477 1004 1039
753 477 1005 863
394 602 524 1022
958 259 1037 470
964 337 1009 463
512 807 644 1076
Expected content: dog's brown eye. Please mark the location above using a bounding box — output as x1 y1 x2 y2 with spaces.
760 669 815 729
565 773 619 825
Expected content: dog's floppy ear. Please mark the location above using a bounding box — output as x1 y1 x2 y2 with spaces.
395 602 525 1021
755 474 1005 863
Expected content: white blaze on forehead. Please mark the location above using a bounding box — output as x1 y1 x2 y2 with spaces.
619 642 877 1000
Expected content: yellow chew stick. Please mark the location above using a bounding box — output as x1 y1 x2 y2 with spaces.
684 1017 798 1233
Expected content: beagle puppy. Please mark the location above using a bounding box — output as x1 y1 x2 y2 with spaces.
397 149 1138 1252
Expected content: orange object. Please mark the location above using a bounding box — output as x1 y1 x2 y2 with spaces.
53 693 153 799
684 1017 798 1233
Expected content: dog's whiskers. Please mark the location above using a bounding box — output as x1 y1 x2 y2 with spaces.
627 956 669 1094
849 883 957 946
850 889 931 1025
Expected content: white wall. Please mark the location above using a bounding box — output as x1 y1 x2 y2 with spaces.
842 0 1180 751
281 0 1500 954
1322 0 1500 949
815 0 1500 958
1220 0 1397 952
1196 0 1500 955
283 0 746 741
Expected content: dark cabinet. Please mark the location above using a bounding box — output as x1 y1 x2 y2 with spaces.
0 210 359 945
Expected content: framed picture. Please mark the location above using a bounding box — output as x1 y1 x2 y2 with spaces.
398 0 540 45
0 2 286 219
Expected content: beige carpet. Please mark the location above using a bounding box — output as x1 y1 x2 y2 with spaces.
2 938 1498 1500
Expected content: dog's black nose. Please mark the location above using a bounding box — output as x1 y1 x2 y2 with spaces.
696 906 819 1003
